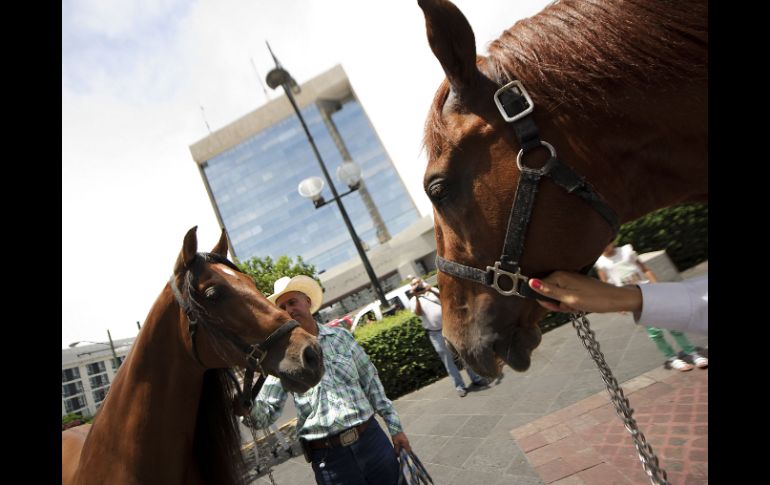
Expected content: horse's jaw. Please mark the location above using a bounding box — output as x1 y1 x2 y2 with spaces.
444 294 544 376
494 324 542 372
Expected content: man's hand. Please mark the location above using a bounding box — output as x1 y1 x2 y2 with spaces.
391 431 412 455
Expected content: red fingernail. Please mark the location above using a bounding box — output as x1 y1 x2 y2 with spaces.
530 279 543 290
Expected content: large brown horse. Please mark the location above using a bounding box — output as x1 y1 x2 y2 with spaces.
417 0 707 377
62 227 325 484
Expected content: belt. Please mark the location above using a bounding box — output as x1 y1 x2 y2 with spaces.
306 418 372 450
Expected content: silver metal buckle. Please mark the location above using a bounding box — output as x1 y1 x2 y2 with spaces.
486 261 527 297
247 346 267 367
493 80 534 123
339 428 359 446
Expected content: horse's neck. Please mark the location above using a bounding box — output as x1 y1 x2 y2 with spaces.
545 86 708 224
76 287 205 484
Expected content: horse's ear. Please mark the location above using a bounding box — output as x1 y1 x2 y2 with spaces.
174 226 198 275
419 0 479 93
211 228 229 258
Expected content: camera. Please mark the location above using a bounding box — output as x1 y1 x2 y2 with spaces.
411 283 427 296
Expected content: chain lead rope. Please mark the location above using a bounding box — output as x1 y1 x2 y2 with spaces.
246 420 277 485
571 312 669 485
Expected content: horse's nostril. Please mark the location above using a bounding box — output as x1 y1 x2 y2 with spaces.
303 345 321 370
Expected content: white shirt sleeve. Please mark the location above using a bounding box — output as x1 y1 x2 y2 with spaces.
634 275 708 334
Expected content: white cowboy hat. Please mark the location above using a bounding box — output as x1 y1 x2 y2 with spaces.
267 275 323 314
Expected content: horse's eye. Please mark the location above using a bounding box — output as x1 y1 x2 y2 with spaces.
427 180 449 203
204 287 219 300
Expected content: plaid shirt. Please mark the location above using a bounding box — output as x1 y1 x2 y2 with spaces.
249 323 403 440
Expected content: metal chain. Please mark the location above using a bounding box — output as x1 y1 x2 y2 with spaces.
571 312 670 485
235 365 277 485
245 420 277 485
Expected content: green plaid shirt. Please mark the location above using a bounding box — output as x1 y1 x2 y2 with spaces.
249 323 403 440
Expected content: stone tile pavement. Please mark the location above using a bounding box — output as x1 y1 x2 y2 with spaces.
248 263 708 484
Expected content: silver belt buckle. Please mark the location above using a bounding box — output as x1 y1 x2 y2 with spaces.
339 427 359 446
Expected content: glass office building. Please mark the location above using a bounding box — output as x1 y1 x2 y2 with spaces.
190 65 419 273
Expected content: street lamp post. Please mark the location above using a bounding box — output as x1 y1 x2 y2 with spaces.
265 44 393 314
69 330 121 370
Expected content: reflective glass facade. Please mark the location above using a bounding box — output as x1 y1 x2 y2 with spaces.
201 97 419 272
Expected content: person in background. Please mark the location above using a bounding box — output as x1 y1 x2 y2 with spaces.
408 277 489 397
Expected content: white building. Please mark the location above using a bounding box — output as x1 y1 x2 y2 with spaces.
61 338 134 418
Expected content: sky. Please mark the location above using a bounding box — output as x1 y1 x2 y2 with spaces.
62 0 553 348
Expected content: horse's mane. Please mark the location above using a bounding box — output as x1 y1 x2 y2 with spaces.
489 0 707 111
424 0 708 156
194 370 246 485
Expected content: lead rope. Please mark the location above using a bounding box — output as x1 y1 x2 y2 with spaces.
571 312 669 485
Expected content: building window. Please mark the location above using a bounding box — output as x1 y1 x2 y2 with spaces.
62 367 80 383
86 362 106 376
64 396 87 414
62 381 84 398
92 388 108 404
89 374 110 389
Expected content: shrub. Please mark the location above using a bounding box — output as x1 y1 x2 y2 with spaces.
62 413 93 431
354 311 445 399
616 203 708 271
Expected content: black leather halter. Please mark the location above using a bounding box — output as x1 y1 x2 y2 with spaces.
436 79 619 303
168 252 299 409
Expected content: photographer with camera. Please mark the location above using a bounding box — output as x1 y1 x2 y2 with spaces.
408 277 489 397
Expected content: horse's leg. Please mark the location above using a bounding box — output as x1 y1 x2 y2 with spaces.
62 424 91 485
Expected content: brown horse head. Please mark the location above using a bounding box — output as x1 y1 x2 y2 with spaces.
418 0 707 376
172 226 323 392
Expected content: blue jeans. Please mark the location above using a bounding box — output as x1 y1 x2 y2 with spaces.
426 329 485 390
309 417 399 485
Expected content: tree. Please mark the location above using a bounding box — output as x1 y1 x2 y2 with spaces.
236 255 321 295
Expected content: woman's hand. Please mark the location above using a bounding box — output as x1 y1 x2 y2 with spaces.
528 271 643 314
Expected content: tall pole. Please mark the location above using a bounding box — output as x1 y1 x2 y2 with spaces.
106 329 120 370
265 48 391 311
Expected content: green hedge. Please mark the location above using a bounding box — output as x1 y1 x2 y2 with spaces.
354 311 446 399
616 203 708 271
62 413 93 431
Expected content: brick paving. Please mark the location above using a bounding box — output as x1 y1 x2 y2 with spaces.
512 367 708 484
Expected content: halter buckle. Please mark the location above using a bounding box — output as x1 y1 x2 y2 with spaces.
486 261 528 297
246 346 267 368
493 80 534 123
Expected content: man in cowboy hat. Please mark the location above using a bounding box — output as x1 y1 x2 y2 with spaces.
245 274 412 485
